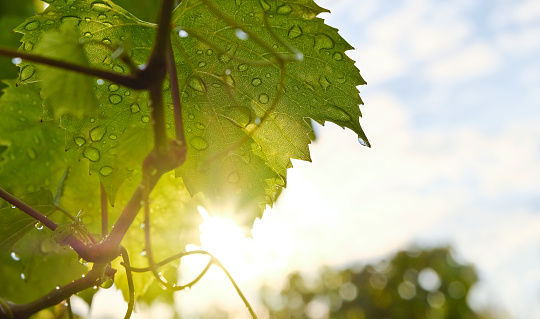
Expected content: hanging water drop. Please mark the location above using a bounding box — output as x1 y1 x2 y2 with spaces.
35 222 43 230
10 252 20 261
235 29 248 40
358 137 369 147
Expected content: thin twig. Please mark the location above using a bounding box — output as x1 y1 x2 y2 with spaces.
120 247 135 319
0 47 145 90
166 41 186 145
0 188 58 231
100 183 108 237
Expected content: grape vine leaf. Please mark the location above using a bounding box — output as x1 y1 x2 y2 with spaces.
34 20 100 118
13 0 368 227
0 81 76 196
171 0 368 223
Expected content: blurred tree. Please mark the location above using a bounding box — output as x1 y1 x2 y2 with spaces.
260 247 488 319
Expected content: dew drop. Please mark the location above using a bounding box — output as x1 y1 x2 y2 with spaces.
24 20 40 31
258 93 269 104
21 273 26 280
251 78 262 87
74 136 86 146
130 104 140 113
112 64 124 73
190 137 208 151
235 29 248 40
206 49 213 56
259 0 271 11
55 285 61 290
358 137 368 147
224 106 251 128
89 125 107 142
218 46 236 63
96 79 104 85
333 52 343 61
83 147 100 162
288 25 303 39
11 58 22 65
188 114 195 120
314 33 335 52
141 115 150 123
319 75 331 90
238 64 248 72
198 61 206 68
195 122 205 130
90 117 96 123
23 41 34 51
184 286 191 292
102 38 112 45
35 222 43 230
277 4 292 14
99 166 113 176
27 147 36 160
108 94 122 104
20 65 35 81
109 134 117 140
83 31 92 38
11 252 20 261
91 1 112 12
108 84 119 92
178 29 188 38
188 77 205 92
254 117 262 125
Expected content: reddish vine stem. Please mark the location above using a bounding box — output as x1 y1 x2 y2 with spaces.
0 47 145 90
166 41 186 145
0 188 58 231
100 183 108 237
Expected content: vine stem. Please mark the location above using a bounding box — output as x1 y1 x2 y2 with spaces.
0 188 58 231
0 47 145 90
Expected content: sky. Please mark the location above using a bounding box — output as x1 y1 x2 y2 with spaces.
81 0 540 318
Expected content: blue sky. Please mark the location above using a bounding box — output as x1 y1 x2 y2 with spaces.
82 0 540 318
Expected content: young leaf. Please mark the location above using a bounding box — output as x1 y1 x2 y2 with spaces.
34 21 99 118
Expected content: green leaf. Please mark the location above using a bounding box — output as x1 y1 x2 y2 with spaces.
34 20 100 118
0 188 55 252
170 0 368 224
0 81 76 196
15 0 157 203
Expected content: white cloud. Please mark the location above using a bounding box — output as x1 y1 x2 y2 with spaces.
424 43 502 82
496 27 540 56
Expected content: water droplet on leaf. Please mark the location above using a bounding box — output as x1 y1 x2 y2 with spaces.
130 104 140 113
288 25 303 39
190 137 208 150
235 29 248 40
188 77 205 92
109 94 122 104
83 147 100 162
259 0 271 11
91 1 112 12
141 115 150 123
24 20 40 31
99 166 113 176
314 33 335 52
196 122 205 130
251 78 262 86
238 64 248 72
224 106 251 128
319 75 331 90
109 134 117 140
20 65 35 81
333 52 343 61
35 222 43 230
24 41 34 51
277 4 292 14
90 126 107 142
259 94 269 104
108 84 119 91
74 137 86 146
